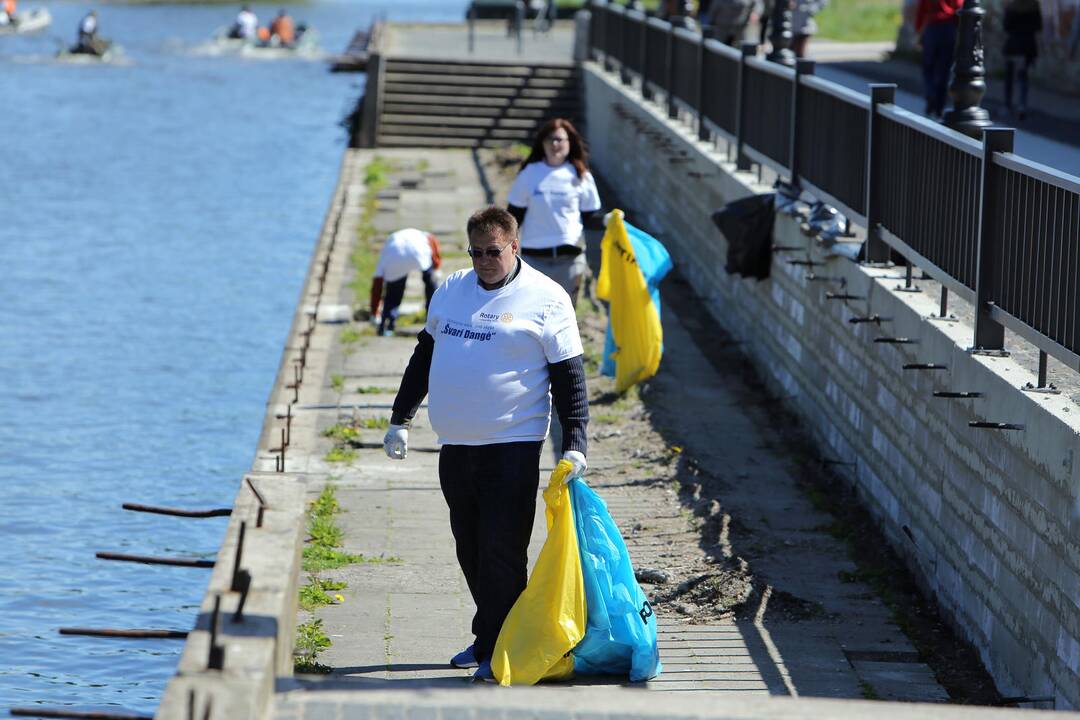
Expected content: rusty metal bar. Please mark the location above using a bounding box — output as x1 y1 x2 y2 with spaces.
935 391 984 398
207 594 224 670
874 337 918 344
825 292 863 300
230 522 247 592
969 421 1024 430
10 709 152 719
903 363 948 370
96 552 213 569
59 627 188 639
231 569 252 623
849 315 889 324
121 503 230 519
245 477 267 528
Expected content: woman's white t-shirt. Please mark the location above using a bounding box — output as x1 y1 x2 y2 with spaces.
424 261 583 446
507 161 601 249
374 228 433 283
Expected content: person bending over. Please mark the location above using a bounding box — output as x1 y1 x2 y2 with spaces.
369 228 442 336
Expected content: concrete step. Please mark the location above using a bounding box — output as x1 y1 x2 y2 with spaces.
382 82 577 100
382 103 576 119
386 57 575 75
378 124 534 140
383 92 579 110
381 114 542 130
376 134 527 148
384 72 576 90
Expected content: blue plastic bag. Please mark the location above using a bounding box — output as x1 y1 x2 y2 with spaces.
568 478 662 682
601 220 673 378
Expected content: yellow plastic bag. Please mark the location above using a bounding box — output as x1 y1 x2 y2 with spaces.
596 210 664 393
490 460 586 686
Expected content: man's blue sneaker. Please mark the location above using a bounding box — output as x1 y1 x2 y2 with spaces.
471 660 495 683
450 644 478 669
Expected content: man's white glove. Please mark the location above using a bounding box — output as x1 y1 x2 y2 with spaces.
383 424 408 460
563 450 587 479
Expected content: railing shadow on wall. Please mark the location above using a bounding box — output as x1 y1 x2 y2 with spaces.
587 0 1080 382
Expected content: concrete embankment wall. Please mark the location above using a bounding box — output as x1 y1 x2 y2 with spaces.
582 63 1080 708
155 154 362 720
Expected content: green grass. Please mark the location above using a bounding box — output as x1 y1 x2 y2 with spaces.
356 385 391 394
299 577 348 611
348 156 394 307
294 619 333 673
340 326 363 345
322 422 361 443
814 0 902 42
360 417 389 430
302 545 396 572
330 373 345 394
309 515 344 548
324 447 357 464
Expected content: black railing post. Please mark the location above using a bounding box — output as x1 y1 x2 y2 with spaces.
735 42 756 170
766 0 795 66
640 14 651 99
973 127 1014 351
617 7 628 83
666 24 677 118
790 58 814 186
864 84 896 264
697 34 709 140
945 0 993 138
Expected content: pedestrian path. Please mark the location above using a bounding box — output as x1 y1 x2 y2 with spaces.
256 147 1051 719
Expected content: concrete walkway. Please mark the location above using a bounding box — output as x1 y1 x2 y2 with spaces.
260 148 1069 719
381 21 575 63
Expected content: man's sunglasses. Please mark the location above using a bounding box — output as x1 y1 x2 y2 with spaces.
467 242 513 259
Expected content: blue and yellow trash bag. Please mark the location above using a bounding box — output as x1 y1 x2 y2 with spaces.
596 210 673 392
491 460 586 685
569 476 662 682
491 461 662 685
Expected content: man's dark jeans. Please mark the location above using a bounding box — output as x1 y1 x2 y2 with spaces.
439 441 543 662
921 20 957 117
380 267 438 334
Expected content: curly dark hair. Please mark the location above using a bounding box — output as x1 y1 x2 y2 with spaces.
521 118 590 179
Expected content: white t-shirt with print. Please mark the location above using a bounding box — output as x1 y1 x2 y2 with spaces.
424 260 583 446
374 228 434 283
507 161 601 249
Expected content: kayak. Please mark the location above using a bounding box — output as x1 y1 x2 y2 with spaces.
0 7 51 35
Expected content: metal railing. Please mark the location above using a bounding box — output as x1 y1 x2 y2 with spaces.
587 0 1080 373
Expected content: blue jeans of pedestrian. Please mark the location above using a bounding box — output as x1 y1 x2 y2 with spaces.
921 20 957 117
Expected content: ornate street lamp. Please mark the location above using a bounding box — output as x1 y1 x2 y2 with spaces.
767 0 795 66
944 0 993 137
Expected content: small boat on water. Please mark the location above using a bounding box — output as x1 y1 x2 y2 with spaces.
55 37 118 63
0 7 51 35
206 25 318 58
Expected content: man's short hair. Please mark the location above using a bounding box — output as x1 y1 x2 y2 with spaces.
466 206 518 243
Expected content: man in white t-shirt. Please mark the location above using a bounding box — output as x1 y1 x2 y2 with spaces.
370 228 442 336
382 206 589 682
230 5 258 40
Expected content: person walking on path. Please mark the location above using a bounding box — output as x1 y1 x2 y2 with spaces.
1001 0 1042 120
383 206 589 683
369 228 442 336
916 0 963 120
792 0 827 58
507 118 602 308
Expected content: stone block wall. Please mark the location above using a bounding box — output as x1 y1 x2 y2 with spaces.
582 64 1080 708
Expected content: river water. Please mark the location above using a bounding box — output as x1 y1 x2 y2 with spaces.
0 0 463 714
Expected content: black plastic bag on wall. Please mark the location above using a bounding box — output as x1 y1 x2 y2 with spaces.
711 193 776 280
